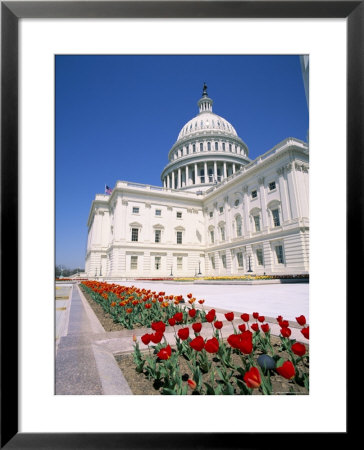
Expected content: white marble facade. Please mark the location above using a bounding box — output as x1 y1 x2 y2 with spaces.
85 87 309 279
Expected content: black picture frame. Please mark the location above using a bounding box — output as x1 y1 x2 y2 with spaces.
1 1 359 447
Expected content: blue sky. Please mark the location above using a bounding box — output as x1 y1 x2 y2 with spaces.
56 55 308 269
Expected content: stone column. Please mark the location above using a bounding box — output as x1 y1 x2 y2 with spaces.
178 168 181 189
214 161 217 182
172 171 175 189
186 165 189 186
204 161 207 183
223 162 227 179
194 163 198 184
167 174 170 189
232 163 236 174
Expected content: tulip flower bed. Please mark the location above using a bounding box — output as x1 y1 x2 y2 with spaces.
80 280 207 330
120 311 309 395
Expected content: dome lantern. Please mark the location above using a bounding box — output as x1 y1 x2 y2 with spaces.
197 82 213 114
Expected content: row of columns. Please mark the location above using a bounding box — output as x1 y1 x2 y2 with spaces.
163 161 239 189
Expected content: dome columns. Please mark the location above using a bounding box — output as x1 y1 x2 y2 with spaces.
163 160 241 190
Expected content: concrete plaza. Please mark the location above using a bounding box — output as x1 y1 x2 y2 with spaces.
107 280 309 322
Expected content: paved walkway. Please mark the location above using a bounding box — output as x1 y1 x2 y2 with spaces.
55 284 132 395
55 280 308 395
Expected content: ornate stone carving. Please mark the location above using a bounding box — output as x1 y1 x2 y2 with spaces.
258 177 265 185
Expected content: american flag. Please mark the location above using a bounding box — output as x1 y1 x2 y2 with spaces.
105 185 112 195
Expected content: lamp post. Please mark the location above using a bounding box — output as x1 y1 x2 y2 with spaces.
170 266 173 277
198 261 202 275
247 255 253 273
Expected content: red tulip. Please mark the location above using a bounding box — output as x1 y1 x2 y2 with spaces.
276 315 283 323
241 313 249 322
151 321 166 333
261 323 270 333
214 321 223 329
251 323 259 332
174 312 183 323
141 333 151 345
238 324 246 332
177 327 190 341
157 344 172 360
291 342 306 357
296 315 306 326
168 317 176 327
187 379 197 390
198 299 205 305
280 320 290 328
301 326 309 339
204 337 219 353
276 360 295 379
187 293 193 299
192 322 202 333
280 327 291 338
243 367 261 389
205 309 216 323
257 315 265 323
253 312 259 319
188 309 197 318
144 303 152 309
189 336 205 352
239 337 253 355
224 312 234 321
150 331 164 344
227 334 242 349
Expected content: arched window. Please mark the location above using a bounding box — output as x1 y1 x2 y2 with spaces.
215 142 218 151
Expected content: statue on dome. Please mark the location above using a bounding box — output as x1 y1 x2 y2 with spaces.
202 82 208 96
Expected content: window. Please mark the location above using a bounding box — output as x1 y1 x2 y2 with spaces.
251 190 257 199
200 143 203 151
272 209 280 227
155 229 161 243
210 256 215 269
269 181 276 191
132 207 139 214
155 256 161 270
221 254 227 268
155 209 162 216
177 257 183 270
254 215 260 232
130 256 138 270
176 211 182 219
193 144 196 152
210 230 214 244
131 228 139 241
234 199 240 207
220 226 225 241
222 142 226 151
237 252 244 268
177 231 183 244
275 245 284 264
256 249 264 265
215 142 218 151
229 143 232 152
219 206 224 214
209 211 213 218
236 216 242 237
207 142 211 151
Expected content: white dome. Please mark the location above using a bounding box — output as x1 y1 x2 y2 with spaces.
177 112 238 142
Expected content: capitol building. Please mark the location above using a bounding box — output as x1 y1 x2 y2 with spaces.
85 84 309 279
